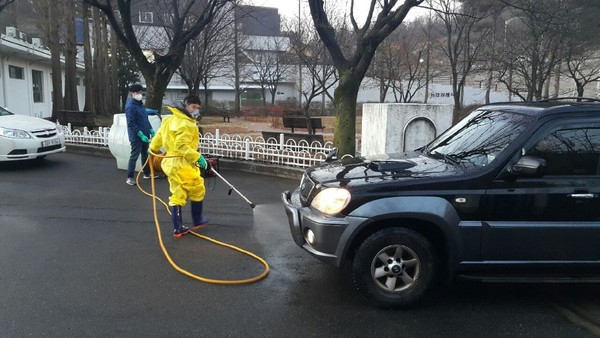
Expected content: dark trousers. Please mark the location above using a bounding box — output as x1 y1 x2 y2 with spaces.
127 138 149 178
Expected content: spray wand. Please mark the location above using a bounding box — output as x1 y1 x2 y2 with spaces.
209 168 256 209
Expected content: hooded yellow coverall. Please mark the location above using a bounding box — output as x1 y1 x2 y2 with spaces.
149 106 205 206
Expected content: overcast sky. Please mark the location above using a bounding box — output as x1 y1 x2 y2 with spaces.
247 0 428 22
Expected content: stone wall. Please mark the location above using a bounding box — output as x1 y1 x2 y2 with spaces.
361 103 453 158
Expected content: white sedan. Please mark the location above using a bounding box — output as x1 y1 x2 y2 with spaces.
0 107 66 161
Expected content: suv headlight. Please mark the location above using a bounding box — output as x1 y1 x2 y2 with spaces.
0 126 31 139
311 188 351 215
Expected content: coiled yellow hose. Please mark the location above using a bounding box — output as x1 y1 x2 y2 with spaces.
135 152 270 284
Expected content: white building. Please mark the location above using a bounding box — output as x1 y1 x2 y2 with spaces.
0 27 85 118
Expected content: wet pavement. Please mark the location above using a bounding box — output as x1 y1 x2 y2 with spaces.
1 152 599 337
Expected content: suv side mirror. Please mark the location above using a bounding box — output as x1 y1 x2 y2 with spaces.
511 155 546 177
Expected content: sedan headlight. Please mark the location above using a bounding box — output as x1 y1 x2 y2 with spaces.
311 188 351 215
0 126 31 139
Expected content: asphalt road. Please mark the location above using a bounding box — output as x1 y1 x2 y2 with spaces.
0 152 598 337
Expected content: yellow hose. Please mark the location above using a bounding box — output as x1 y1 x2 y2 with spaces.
135 152 269 284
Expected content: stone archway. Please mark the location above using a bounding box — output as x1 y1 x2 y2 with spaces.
403 117 436 151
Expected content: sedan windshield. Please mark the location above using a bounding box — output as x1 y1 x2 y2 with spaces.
0 107 14 116
426 109 534 167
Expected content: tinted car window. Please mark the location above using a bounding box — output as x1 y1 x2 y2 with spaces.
426 110 535 167
528 127 600 176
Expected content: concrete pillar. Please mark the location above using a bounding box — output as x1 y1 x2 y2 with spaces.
361 103 453 158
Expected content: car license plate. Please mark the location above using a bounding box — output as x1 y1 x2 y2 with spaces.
42 139 61 147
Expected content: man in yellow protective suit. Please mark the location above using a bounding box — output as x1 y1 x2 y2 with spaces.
149 95 210 238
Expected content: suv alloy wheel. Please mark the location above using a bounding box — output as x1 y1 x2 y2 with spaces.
352 227 436 308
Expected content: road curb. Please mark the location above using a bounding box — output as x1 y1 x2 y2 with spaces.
66 144 304 180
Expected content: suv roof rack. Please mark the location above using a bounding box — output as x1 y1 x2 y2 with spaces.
537 97 600 103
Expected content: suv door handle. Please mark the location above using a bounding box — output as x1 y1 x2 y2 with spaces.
567 193 598 199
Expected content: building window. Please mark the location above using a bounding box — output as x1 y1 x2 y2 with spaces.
9 65 24 79
32 70 43 102
161 13 174 25
139 12 154 24
241 89 263 101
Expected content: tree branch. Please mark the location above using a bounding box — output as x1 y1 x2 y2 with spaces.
308 0 347 69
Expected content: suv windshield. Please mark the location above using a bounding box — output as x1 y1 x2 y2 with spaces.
426 109 535 167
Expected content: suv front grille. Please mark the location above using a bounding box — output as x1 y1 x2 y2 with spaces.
31 128 58 138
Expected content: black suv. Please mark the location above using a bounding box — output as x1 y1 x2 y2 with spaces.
282 99 600 308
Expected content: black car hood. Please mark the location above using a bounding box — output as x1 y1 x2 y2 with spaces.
305 152 468 187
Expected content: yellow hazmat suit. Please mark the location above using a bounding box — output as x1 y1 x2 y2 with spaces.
150 106 205 206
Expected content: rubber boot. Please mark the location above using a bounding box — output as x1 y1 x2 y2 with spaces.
171 205 190 238
190 201 210 230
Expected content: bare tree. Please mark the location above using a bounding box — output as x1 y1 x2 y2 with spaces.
556 1 600 99
286 14 338 133
563 46 600 99
82 1 95 113
177 7 235 111
308 0 424 156
63 0 79 111
370 22 433 103
84 0 232 110
32 0 64 113
246 36 294 107
497 0 570 101
0 0 15 13
92 7 111 115
429 0 493 121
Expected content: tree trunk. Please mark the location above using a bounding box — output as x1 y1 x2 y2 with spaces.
83 1 94 113
270 85 278 105
333 74 359 156
141 55 181 110
379 78 388 103
63 0 79 111
233 15 241 113
142 65 173 111
93 9 108 115
553 61 561 98
452 75 461 123
202 76 210 112
109 26 119 114
302 97 315 135
577 82 585 98
49 2 63 113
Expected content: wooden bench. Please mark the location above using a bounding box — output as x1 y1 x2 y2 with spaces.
261 131 324 145
282 116 324 134
51 110 98 129
222 110 238 122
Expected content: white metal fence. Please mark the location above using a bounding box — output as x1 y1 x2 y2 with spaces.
60 124 110 146
58 123 335 168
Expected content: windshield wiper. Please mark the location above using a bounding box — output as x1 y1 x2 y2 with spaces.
428 150 460 165
443 153 461 165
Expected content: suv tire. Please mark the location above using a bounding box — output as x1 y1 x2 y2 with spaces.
352 227 436 308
